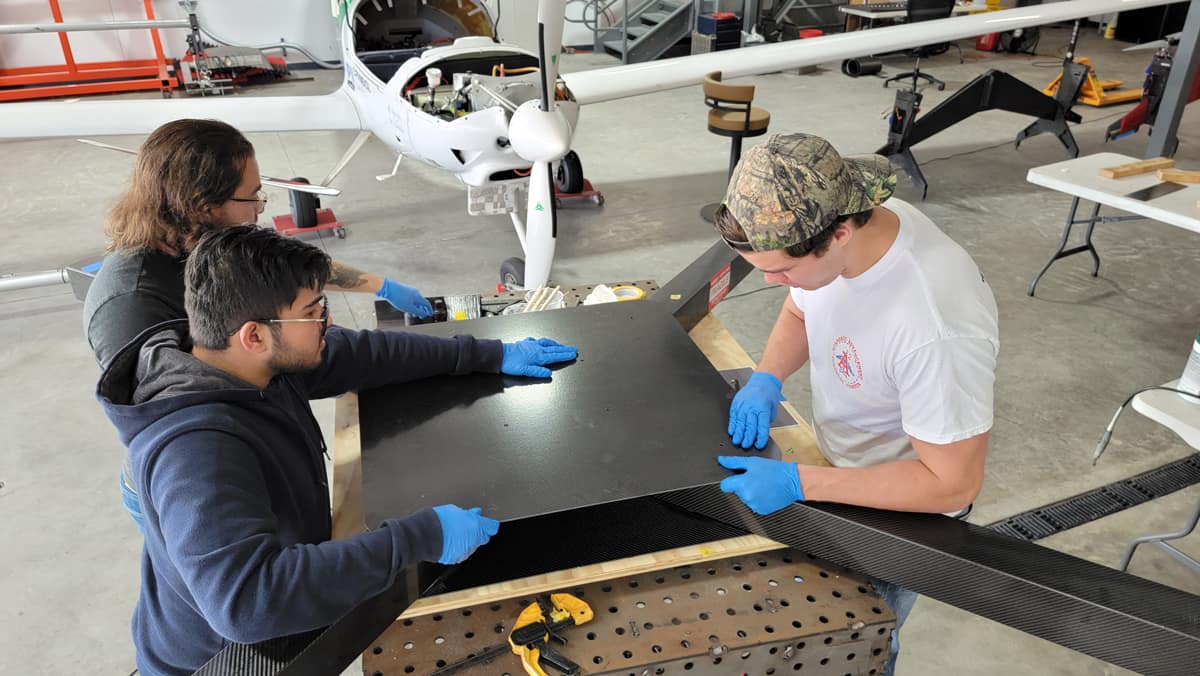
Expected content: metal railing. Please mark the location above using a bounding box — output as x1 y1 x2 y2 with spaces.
566 0 673 61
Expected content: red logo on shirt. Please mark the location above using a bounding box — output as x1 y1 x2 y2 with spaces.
832 336 863 390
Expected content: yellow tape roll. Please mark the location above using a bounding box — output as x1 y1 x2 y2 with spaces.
610 285 646 302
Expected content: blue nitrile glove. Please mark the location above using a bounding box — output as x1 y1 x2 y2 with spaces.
717 456 805 515
729 371 784 450
432 505 500 564
377 278 433 318
501 337 579 378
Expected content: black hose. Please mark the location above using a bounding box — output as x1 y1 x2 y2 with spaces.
841 57 883 78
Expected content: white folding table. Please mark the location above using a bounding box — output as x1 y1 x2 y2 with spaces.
1025 152 1200 296
1032 153 1200 577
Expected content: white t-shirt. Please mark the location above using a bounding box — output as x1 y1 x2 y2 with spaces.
790 198 999 469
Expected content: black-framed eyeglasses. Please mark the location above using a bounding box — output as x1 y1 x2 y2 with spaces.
228 190 269 212
235 296 330 338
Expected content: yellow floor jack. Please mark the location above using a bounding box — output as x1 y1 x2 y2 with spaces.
1043 57 1143 106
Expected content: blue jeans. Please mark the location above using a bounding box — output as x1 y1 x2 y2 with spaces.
870 577 919 676
120 469 144 533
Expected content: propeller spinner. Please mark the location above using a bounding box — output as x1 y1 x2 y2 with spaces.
506 0 570 290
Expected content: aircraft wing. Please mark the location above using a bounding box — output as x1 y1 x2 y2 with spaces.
562 0 1182 105
0 89 363 140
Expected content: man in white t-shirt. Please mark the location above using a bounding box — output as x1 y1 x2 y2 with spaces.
710 133 999 676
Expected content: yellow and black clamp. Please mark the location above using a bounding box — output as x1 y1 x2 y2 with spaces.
508 593 594 676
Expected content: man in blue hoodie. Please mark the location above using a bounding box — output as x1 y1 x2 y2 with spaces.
97 225 579 676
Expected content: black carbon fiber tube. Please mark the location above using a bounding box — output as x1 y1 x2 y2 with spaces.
193 573 417 676
192 631 316 676
658 484 1200 676
842 57 883 77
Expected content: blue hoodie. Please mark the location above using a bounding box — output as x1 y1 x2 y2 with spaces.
96 319 502 676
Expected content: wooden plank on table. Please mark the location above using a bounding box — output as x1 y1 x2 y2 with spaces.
399 534 785 619
1098 156 1175 179
1157 168 1200 183
332 393 364 540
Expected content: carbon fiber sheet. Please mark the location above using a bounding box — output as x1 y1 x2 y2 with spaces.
359 300 769 524
428 497 747 594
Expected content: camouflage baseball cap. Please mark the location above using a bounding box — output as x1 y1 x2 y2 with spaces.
719 133 897 252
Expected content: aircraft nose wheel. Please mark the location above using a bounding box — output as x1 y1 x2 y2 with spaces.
554 150 584 194
500 257 525 291
288 177 320 229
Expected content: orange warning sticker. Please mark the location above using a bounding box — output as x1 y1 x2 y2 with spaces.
708 263 731 311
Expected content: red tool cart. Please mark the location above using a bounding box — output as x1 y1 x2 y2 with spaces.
0 0 178 102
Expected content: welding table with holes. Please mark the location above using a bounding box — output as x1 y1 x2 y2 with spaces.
332 278 896 675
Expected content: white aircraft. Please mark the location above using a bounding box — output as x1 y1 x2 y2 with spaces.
0 0 1180 289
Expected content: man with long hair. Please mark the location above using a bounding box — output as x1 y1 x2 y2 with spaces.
84 118 432 369
84 119 434 527
97 225 576 675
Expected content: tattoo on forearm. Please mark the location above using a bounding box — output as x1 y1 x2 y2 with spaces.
329 262 369 290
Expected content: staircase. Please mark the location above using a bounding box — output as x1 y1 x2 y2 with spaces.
572 0 694 64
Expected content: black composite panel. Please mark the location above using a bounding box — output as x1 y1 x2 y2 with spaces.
359 300 775 525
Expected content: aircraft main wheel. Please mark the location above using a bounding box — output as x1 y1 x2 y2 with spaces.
500 257 525 291
288 177 319 229
554 151 584 195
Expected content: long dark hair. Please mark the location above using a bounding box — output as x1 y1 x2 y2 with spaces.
106 119 254 254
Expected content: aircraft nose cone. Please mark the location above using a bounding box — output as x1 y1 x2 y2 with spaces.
508 99 571 163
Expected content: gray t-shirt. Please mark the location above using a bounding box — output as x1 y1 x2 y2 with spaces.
83 248 186 369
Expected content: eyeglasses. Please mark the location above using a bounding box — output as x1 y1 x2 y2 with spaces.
243 296 330 337
228 191 269 212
